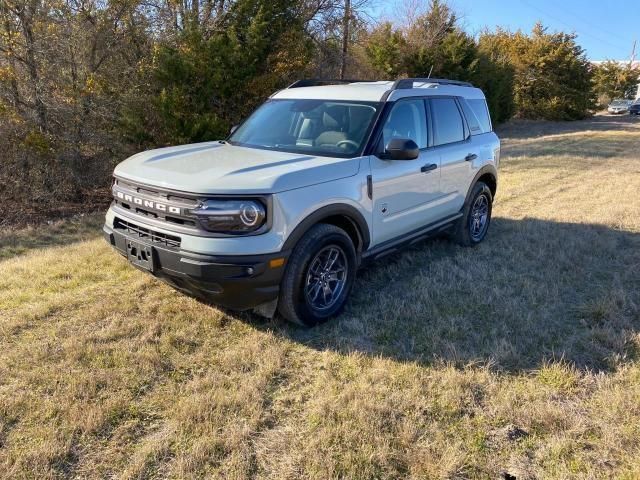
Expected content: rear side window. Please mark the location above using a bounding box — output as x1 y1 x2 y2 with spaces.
467 99 492 133
431 98 465 145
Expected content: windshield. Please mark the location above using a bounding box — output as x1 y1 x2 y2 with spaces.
611 100 627 106
229 99 381 157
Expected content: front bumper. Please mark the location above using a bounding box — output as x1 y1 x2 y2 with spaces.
104 224 288 311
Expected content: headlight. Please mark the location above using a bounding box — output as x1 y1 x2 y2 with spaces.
190 199 267 234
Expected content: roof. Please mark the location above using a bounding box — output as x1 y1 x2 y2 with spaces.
271 80 487 102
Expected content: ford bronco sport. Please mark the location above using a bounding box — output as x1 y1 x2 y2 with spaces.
104 78 500 326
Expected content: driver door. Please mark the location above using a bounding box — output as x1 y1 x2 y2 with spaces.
370 98 443 246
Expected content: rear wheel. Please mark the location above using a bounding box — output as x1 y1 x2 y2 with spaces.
452 181 493 246
278 224 357 326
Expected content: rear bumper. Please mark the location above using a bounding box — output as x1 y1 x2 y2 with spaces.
104 224 288 311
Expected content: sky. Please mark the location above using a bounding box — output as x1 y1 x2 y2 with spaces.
373 0 640 61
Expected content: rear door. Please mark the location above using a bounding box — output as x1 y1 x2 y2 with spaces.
428 97 478 215
369 98 442 246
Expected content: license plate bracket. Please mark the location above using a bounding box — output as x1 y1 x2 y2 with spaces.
126 239 155 272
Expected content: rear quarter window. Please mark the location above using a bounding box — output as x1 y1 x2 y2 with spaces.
459 99 482 135
467 99 492 133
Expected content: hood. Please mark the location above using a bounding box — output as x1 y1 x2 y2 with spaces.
113 142 362 194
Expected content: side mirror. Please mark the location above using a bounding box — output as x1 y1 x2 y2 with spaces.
229 125 239 135
384 138 420 160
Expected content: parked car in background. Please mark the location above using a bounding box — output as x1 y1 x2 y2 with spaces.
629 100 640 116
607 99 631 114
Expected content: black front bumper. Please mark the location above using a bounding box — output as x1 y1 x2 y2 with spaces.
104 225 288 311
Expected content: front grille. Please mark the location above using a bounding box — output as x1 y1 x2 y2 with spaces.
114 217 181 249
112 177 200 230
117 179 200 207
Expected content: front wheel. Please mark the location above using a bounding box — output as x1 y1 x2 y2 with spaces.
278 224 357 326
452 181 493 246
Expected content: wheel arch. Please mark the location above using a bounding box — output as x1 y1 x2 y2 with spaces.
464 165 498 206
282 204 370 254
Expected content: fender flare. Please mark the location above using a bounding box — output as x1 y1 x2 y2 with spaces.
464 165 498 206
282 204 371 252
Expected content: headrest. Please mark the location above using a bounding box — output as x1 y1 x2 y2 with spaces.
387 103 415 132
349 106 375 133
323 105 348 130
389 103 413 121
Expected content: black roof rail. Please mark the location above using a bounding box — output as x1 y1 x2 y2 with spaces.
391 78 474 90
287 78 376 89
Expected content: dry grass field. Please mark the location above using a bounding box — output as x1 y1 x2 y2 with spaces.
1 115 639 479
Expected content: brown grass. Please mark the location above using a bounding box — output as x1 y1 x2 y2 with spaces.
1 115 639 479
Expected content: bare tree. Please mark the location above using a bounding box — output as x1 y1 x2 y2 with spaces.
339 0 350 79
298 0 374 77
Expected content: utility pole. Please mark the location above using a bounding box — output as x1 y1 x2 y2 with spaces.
632 40 640 100
340 0 351 80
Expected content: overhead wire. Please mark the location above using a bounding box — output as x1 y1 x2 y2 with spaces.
517 0 631 56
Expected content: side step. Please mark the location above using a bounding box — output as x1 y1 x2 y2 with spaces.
362 213 462 263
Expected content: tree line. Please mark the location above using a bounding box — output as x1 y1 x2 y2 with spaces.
0 0 637 221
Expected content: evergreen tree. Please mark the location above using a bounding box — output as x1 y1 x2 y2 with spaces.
364 1 513 123
365 22 406 78
473 32 515 123
130 0 312 145
482 24 595 120
403 0 476 79
592 60 640 106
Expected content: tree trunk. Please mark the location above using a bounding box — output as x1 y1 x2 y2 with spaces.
0 6 23 113
20 2 48 132
340 0 350 79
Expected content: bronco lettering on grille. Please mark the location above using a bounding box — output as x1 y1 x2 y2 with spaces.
115 190 182 215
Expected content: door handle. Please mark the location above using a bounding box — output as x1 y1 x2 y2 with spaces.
465 153 478 162
420 163 438 173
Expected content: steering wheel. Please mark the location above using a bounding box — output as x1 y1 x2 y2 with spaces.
336 139 359 150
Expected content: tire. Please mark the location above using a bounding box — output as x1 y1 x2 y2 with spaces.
278 223 357 326
452 181 493 247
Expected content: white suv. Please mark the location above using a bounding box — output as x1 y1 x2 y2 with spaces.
104 78 500 326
